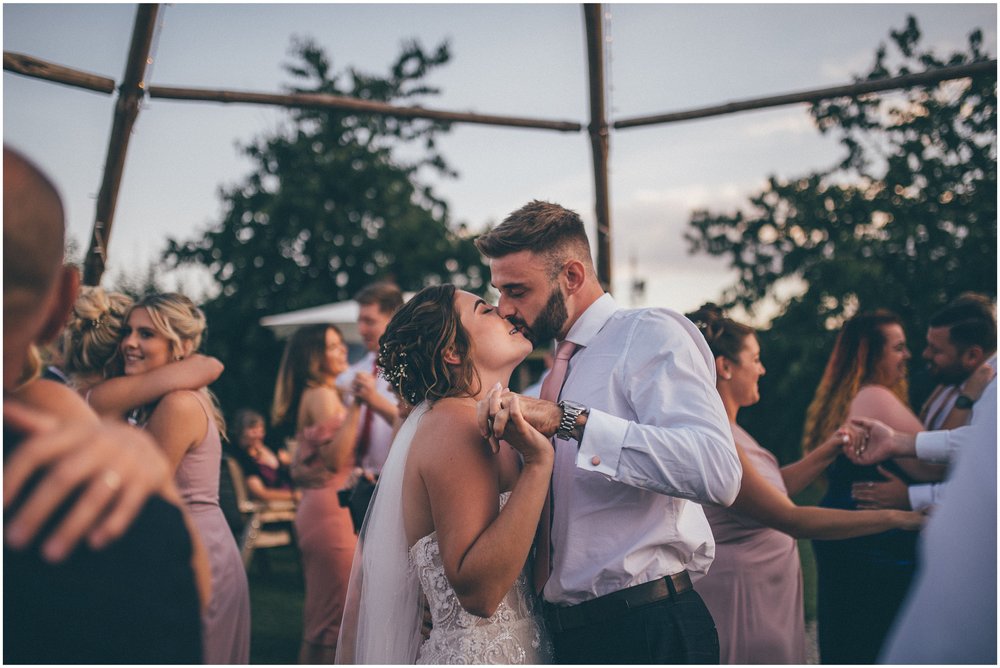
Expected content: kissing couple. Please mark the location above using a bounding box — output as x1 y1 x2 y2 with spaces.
336 201 741 664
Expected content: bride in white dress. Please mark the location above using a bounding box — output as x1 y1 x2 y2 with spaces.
336 285 554 664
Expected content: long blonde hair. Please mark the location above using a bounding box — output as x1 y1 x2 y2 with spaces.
271 324 343 428
127 292 227 439
802 310 909 452
60 287 132 386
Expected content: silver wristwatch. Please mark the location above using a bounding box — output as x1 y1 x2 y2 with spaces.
556 400 589 440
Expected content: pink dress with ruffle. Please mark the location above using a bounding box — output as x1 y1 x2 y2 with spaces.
294 416 358 649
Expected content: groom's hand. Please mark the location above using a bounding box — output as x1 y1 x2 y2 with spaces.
477 384 560 453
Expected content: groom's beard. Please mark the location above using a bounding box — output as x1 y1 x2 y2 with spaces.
521 285 568 349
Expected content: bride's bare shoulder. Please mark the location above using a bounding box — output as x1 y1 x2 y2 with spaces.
411 398 484 453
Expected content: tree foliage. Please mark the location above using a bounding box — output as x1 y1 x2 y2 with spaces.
686 18 997 463
165 38 487 423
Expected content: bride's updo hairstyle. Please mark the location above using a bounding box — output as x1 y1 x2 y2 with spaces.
685 303 754 362
377 284 480 406
61 286 133 380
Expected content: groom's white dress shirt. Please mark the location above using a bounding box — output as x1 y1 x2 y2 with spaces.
545 293 742 606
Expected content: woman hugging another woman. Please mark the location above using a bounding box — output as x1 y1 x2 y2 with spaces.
61 289 249 664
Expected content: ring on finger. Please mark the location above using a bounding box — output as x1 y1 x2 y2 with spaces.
102 469 123 493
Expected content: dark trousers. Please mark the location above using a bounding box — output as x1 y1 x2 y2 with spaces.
551 589 719 664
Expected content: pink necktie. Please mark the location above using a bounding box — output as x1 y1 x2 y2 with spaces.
354 357 378 466
533 340 578 594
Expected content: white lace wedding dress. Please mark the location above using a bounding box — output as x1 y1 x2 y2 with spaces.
410 492 554 664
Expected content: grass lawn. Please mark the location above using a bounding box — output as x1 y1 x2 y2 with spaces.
246 545 305 664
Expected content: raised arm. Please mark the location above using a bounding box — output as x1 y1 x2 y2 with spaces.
780 428 848 497
420 398 552 618
87 354 223 418
730 441 924 540
849 385 946 482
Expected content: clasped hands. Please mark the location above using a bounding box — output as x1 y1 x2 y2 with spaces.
3 400 172 563
475 384 558 464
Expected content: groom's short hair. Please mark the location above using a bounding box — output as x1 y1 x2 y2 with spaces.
475 200 593 279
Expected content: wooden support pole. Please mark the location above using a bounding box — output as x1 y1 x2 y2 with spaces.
83 4 159 286
584 3 612 292
147 85 583 133
3 51 116 94
615 59 998 129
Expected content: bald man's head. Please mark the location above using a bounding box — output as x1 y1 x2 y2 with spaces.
4 146 77 390
4 146 66 303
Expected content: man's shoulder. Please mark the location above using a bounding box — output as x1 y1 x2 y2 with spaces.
604 306 698 340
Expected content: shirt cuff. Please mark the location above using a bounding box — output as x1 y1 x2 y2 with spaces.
915 430 952 463
575 408 627 476
908 484 936 512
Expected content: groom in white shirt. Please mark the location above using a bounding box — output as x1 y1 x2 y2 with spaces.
476 200 742 664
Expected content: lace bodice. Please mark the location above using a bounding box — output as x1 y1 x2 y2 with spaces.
408 492 554 664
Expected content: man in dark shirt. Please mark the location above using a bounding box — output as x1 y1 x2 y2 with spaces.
3 145 203 663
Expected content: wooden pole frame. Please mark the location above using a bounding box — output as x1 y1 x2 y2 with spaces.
82 4 159 285
615 59 997 129
5 4 994 288
3 51 116 94
584 4 612 291
146 85 582 133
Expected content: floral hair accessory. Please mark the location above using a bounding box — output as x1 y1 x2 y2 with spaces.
378 350 408 384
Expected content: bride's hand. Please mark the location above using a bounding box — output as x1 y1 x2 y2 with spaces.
493 393 554 467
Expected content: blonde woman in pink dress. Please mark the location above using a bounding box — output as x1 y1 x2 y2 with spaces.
120 293 250 664
271 324 360 664
686 305 923 664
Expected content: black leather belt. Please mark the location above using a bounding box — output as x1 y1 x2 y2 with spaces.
544 571 693 634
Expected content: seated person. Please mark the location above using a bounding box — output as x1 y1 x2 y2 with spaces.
228 408 297 503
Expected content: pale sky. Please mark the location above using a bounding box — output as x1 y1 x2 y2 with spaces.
4 2 996 317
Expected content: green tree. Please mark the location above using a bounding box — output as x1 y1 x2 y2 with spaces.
686 17 996 462
166 38 487 424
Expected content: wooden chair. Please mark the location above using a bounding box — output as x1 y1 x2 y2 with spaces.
224 455 298 571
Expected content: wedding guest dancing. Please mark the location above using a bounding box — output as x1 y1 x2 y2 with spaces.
272 324 360 663
802 309 943 664
476 201 742 664
336 284 553 664
687 305 923 664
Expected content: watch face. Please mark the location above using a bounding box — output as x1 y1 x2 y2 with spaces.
955 395 975 409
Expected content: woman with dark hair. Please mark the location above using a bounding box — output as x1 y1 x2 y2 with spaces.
686 305 923 664
803 310 943 664
337 284 553 664
229 408 296 503
272 324 360 664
